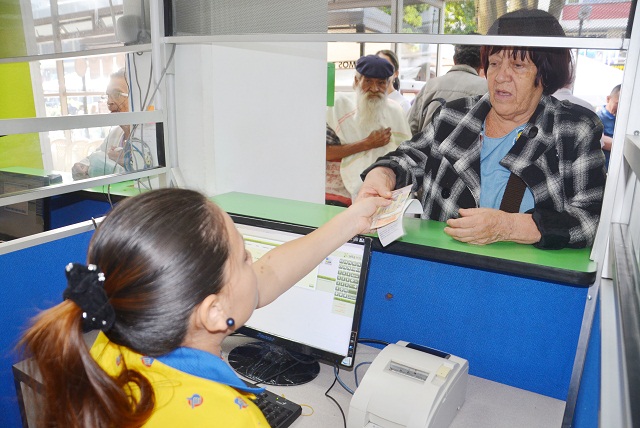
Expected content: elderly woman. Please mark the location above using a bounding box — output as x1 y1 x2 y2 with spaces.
358 9 606 249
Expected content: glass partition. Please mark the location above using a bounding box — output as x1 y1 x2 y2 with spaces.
0 50 162 197
0 1 165 243
168 0 635 39
329 43 626 106
0 0 154 60
0 122 163 183
0 170 162 242
0 53 157 120
328 1 443 34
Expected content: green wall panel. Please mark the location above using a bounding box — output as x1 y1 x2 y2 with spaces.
0 2 43 169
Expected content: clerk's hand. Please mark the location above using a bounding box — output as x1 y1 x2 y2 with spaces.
344 196 392 235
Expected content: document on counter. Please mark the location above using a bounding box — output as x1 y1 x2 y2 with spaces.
370 185 423 247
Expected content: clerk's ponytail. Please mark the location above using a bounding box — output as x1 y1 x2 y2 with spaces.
20 300 154 427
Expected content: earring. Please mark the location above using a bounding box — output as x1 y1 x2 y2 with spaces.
226 318 235 328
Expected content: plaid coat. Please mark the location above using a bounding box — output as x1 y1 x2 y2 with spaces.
364 93 606 249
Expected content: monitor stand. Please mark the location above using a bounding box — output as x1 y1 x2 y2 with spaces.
227 341 320 386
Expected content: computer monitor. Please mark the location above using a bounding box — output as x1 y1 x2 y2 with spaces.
0 169 62 241
227 214 372 386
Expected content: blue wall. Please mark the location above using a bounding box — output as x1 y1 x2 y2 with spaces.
0 232 93 427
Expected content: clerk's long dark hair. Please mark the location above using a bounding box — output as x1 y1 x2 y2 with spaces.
19 189 230 427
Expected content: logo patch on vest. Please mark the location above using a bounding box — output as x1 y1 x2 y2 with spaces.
234 397 248 409
140 356 154 367
188 394 204 409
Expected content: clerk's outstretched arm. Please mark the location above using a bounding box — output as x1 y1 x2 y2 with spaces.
254 197 390 307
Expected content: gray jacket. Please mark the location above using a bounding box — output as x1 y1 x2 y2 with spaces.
408 65 488 135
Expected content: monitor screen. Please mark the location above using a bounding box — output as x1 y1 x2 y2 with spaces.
0 169 62 241
227 214 372 385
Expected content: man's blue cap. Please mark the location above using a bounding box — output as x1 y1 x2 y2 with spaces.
356 55 394 79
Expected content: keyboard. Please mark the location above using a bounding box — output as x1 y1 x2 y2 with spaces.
252 387 302 428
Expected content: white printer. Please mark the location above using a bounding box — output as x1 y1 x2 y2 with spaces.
347 341 468 428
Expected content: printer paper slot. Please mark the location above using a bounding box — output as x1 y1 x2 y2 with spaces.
388 361 429 382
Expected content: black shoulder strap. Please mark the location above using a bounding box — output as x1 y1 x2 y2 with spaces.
499 174 527 213
497 102 545 213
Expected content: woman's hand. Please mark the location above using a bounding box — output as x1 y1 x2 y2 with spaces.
356 167 396 202
444 208 541 245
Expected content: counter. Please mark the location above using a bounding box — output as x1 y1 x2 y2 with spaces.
212 192 597 286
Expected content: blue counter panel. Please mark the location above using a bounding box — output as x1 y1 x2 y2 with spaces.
360 250 588 401
49 193 114 229
0 232 93 427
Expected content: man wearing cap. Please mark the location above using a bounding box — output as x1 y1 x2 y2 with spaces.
326 54 411 204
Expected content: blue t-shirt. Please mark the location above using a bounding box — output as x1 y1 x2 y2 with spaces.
597 106 616 138
480 126 534 212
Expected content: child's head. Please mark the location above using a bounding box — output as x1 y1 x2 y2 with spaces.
606 84 621 116
87 188 233 356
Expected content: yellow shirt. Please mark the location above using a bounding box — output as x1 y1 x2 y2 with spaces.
90 332 269 427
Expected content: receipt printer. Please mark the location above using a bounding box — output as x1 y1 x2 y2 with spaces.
347 341 468 428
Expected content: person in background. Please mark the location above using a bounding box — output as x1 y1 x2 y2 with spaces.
553 84 595 112
357 9 606 250
71 68 130 180
19 188 388 427
325 123 352 206
376 49 411 113
553 83 610 170
408 42 488 136
326 54 411 201
597 84 621 168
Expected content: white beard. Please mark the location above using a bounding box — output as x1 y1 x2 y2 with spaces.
355 85 389 134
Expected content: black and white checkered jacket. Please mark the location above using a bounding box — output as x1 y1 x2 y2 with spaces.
364 93 606 249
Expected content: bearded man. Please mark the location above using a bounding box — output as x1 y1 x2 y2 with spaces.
326 55 411 205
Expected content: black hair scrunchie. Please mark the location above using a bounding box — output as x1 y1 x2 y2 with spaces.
63 263 116 332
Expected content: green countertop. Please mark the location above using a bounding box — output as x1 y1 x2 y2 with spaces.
84 181 147 198
212 192 598 286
